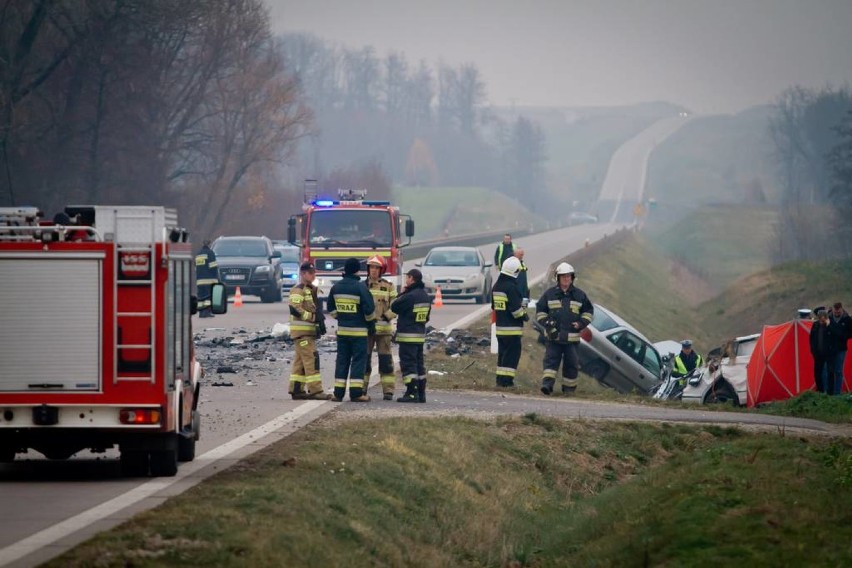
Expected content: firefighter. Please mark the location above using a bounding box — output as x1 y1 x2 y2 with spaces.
287 262 330 400
327 258 376 402
492 256 527 387
195 239 218 318
536 262 594 396
388 268 431 403
364 255 398 400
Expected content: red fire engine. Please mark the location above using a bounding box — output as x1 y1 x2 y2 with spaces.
287 184 414 297
0 205 225 476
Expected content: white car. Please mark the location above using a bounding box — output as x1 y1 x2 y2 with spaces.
416 246 493 304
681 333 760 406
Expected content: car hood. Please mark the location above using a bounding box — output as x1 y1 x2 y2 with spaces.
217 256 273 267
421 265 483 279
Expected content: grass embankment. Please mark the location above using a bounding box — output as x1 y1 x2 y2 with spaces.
50 417 852 567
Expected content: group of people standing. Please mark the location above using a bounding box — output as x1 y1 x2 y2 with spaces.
286 255 431 404
809 303 851 395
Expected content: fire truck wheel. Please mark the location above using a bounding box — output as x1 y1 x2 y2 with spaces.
120 450 149 477
178 434 196 462
150 448 178 477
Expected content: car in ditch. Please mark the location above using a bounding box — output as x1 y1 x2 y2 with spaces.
212 235 283 303
681 333 760 406
272 240 302 294
576 304 670 394
416 246 493 304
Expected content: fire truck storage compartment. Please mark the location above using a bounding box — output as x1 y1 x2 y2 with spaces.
0 254 103 391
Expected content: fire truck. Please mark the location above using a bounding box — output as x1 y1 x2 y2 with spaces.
0 205 226 477
287 184 415 297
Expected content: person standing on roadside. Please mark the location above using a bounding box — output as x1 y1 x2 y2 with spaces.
672 340 703 378
492 257 527 387
494 233 514 271
388 269 431 403
828 302 851 394
364 255 398 400
287 262 330 400
514 247 530 302
195 239 218 318
327 258 376 402
809 308 837 394
536 262 594 396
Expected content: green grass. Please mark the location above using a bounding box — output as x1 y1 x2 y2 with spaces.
48 418 852 567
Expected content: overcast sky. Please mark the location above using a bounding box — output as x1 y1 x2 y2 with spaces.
267 0 852 115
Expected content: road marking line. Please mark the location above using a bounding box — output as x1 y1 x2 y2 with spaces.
0 401 327 566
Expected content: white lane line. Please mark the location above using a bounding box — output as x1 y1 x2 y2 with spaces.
0 401 327 567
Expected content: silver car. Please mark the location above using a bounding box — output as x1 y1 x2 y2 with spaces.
576 304 668 394
272 241 302 294
416 246 493 304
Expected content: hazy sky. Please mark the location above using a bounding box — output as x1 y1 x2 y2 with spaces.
267 0 852 115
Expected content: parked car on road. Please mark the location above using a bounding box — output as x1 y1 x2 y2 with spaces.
576 304 669 394
212 236 283 303
416 246 493 304
272 240 302 294
681 334 759 406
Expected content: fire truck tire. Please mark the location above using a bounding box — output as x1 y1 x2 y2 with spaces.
178 434 196 462
120 450 149 477
150 448 178 477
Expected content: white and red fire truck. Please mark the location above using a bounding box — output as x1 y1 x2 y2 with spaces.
287 185 415 297
0 205 225 476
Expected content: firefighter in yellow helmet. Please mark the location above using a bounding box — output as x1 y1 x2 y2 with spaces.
364 255 398 400
287 262 330 400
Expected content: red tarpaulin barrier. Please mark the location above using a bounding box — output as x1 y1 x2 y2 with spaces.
747 319 852 407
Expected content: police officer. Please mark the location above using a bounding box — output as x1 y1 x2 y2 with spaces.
327 258 376 402
673 339 703 377
492 256 527 387
287 262 330 400
364 255 398 400
536 262 593 396
195 239 218 318
388 269 431 403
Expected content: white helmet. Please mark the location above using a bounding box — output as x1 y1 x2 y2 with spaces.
555 262 575 277
500 256 522 278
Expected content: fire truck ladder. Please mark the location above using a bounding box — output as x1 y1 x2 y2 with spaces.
114 209 160 384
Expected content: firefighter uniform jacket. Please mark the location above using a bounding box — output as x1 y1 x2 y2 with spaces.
195 245 219 287
388 281 431 343
289 282 320 339
327 274 376 337
492 274 526 336
536 284 593 343
367 277 397 335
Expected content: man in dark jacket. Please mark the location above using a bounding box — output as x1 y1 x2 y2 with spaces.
195 239 219 318
388 269 431 402
828 302 851 395
493 233 514 270
536 262 593 396
492 256 527 387
809 309 837 394
514 248 530 301
327 258 376 402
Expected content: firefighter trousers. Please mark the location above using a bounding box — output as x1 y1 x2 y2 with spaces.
496 335 522 387
398 342 425 387
366 334 395 394
197 283 213 317
289 336 323 396
334 335 368 399
542 341 580 391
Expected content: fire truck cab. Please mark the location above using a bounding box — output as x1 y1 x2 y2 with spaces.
287 185 414 298
0 205 226 477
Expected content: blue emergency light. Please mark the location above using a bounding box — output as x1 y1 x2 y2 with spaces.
314 200 336 207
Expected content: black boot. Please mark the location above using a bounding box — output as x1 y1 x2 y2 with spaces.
540 378 555 396
397 380 418 403
417 379 426 403
290 382 307 400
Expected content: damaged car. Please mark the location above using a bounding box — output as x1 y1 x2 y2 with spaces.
680 333 759 406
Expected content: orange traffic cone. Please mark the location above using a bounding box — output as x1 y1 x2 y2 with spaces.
234 286 244 307
433 286 443 308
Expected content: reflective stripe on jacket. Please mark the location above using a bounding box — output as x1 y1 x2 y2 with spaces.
327 274 375 337
492 274 525 336
535 284 593 343
389 281 430 343
289 283 319 339
367 277 398 335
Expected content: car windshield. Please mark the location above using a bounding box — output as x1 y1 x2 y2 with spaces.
424 250 480 267
274 247 301 263
309 210 392 246
214 240 268 257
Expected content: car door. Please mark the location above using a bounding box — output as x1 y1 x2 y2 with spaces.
606 330 657 393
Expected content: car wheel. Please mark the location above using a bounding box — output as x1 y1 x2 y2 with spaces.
582 359 610 381
704 381 737 405
274 284 283 302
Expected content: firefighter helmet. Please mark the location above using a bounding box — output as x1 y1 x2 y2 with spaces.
366 254 386 274
501 256 522 278
555 262 575 277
